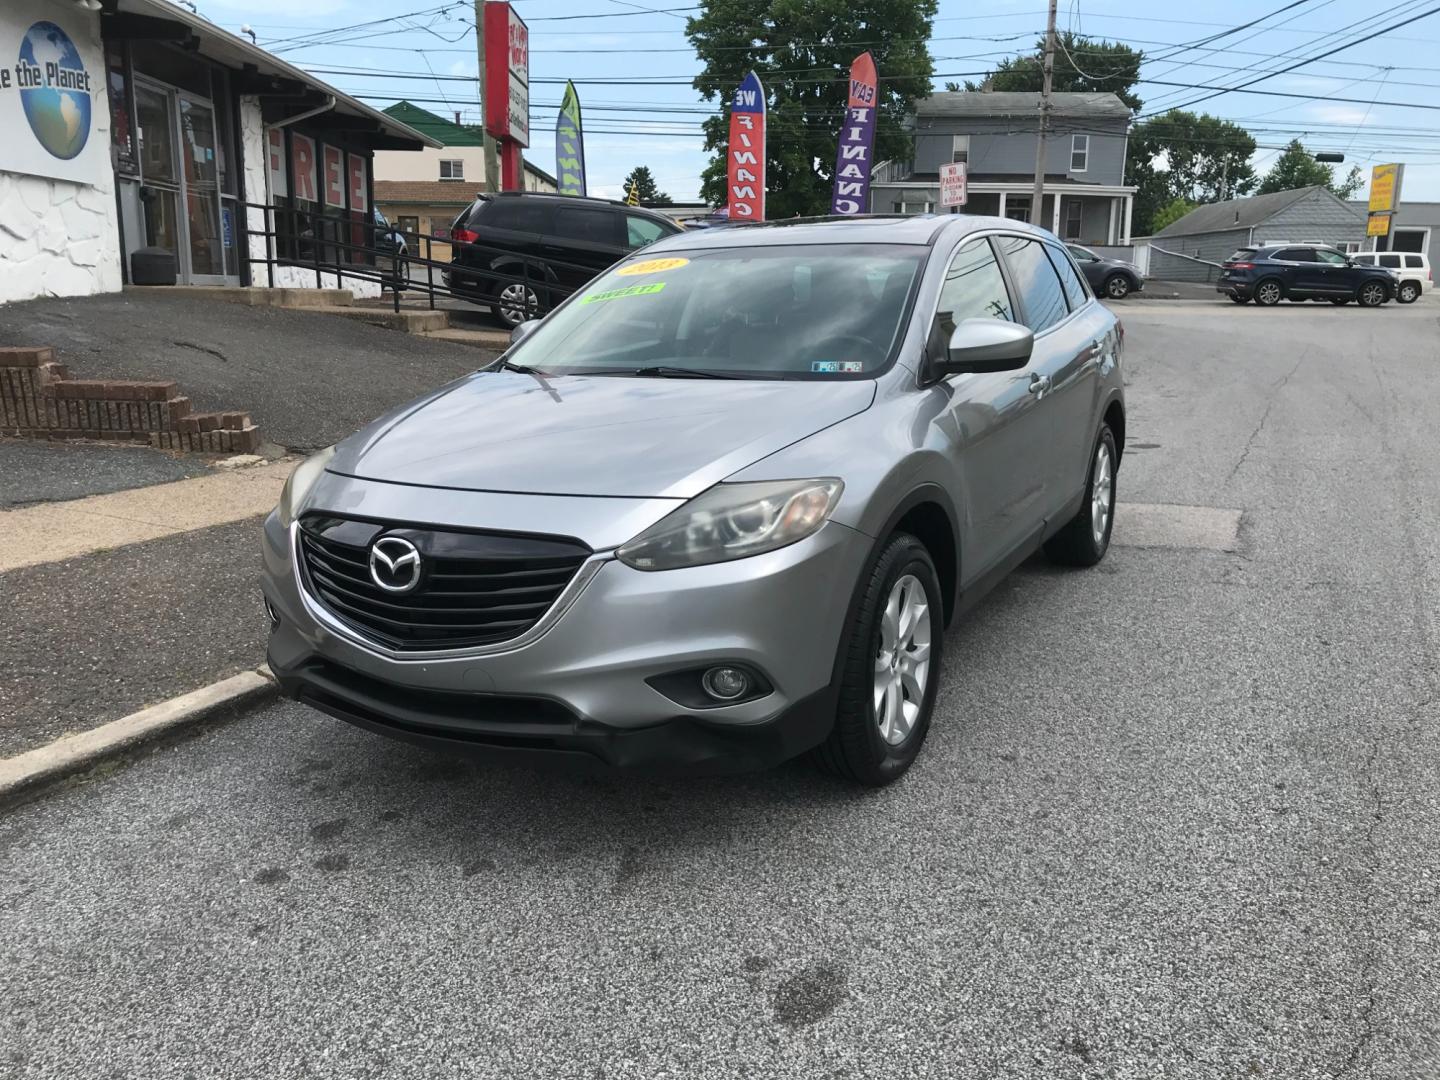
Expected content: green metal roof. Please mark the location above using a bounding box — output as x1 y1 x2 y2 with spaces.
381 101 485 148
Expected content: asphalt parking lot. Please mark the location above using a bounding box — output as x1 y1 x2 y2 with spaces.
3 299 1438 1079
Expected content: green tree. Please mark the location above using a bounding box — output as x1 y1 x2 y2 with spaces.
688 0 938 217
622 165 671 206
1257 139 1364 198
963 33 1144 111
1150 197 1196 233
1125 110 1257 234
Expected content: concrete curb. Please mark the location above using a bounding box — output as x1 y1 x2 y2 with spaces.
0 667 278 808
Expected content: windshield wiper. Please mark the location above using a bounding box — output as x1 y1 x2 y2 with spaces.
631 365 742 380
494 359 550 377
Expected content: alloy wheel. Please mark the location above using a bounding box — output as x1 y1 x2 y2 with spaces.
1360 282 1385 307
1092 440 1114 547
873 574 932 747
498 283 539 325
1106 275 1130 299
1257 282 1281 305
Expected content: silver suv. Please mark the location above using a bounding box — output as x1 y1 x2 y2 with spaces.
261 215 1126 785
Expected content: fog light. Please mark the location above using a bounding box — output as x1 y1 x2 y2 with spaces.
263 595 281 630
702 666 750 701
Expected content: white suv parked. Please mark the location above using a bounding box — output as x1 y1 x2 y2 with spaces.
1352 251 1430 304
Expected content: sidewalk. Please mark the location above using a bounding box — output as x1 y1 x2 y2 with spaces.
0 460 292 759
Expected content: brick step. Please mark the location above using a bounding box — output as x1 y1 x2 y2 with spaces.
0 345 261 454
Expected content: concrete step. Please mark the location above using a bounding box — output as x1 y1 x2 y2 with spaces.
423 326 512 350
125 285 355 308
307 306 450 333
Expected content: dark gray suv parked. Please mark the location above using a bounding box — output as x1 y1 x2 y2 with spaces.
1067 244 1145 299
445 192 684 326
263 215 1126 785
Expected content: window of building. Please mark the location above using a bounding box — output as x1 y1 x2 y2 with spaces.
900 200 934 215
951 135 969 164
396 215 419 236
936 238 1015 331
996 236 1070 333
439 159 464 181
1004 197 1031 223
1071 134 1089 173
1337 240 1362 254
1064 200 1083 240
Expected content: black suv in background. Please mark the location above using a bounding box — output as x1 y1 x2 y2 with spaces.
446 192 684 325
1218 244 1396 307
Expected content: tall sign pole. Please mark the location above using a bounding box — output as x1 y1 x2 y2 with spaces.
830 52 878 215
1030 0 1058 226
475 1 499 192
726 71 766 222
481 2 530 191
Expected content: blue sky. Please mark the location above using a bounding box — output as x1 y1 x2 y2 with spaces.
198 0 1440 203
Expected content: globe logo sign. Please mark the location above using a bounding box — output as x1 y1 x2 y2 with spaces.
17 22 92 161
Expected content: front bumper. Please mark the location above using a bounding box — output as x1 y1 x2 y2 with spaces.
260 505 871 774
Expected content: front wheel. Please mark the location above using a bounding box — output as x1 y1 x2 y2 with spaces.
1358 280 1387 308
1044 424 1117 567
1398 282 1420 304
813 533 942 787
1104 274 1132 300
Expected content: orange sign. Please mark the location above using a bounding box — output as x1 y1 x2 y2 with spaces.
1369 164 1399 214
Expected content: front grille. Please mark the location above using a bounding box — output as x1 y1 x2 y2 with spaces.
297 515 590 652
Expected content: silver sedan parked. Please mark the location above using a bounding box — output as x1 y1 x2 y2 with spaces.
261 215 1126 785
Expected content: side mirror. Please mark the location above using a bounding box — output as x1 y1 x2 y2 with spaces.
509 319 541 348
932 318 1034 377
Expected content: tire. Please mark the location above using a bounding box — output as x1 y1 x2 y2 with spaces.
813 533 943 787
1398 282 1420 304
1330 298 1351 305
1104 274 1132 300
1229 295 1249 304
1044 424 1118 568
1253 279 1283 306
1357 280 1387 308
491 280 540 327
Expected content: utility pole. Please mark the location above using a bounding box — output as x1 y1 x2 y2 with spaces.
1030 0 1058 227
1219 156 1229 201
475 0 499 192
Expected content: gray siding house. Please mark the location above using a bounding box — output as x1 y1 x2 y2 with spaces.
1147 186 1367 282
871 92 1137 245
1348 199 1438 256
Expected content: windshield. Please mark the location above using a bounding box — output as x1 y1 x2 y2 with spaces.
507 244 926 379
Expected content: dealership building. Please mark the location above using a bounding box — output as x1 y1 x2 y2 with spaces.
1 0 440 306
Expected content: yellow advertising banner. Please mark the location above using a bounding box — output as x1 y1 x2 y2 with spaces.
1367 213 1392 237
1369 164 1399 213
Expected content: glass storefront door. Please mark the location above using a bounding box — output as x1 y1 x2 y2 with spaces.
134 77 234 285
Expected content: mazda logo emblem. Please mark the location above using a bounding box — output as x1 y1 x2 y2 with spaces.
369 536 422 593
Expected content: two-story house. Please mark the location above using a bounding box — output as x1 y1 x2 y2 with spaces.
871 92 1137 247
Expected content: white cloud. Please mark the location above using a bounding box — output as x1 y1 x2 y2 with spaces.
1306 103 1372 126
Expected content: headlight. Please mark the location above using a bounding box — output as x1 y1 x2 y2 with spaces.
276 446 335 528
617 479 843 571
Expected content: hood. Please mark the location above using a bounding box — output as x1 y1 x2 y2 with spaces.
329 371 877 499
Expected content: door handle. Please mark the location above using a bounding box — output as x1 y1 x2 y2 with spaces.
1028 373 1051 395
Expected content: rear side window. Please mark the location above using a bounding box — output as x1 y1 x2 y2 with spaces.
1275 248 1314 262
1405 255 1425 268
480 199 554 233
1228 249 1256 262
1379 254 1402 269
554 206 618 245
1044 243 1089 309
996 236 1069 332
625 213 669 249
935 238 1015 333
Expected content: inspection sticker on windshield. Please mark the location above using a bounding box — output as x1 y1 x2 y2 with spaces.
617 257 689 276
812 361 864 373
581 282 667 304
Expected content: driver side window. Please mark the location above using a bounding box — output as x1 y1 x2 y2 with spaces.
935 238 1015 345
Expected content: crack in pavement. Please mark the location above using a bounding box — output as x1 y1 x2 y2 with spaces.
1227 356 1304 483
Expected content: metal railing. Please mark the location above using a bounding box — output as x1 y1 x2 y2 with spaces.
240 200 605 318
